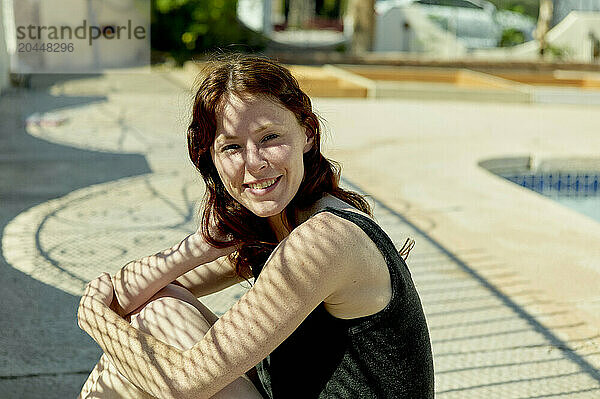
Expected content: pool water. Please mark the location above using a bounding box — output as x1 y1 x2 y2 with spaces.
553 196 600 223
503 172 600 224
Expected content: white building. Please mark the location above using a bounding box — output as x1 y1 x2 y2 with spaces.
552 0 600 26
3 0 150 74
237 0 284 34
371 2 467 57
474 11 600 63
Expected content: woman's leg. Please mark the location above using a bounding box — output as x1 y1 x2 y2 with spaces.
79 284 264 399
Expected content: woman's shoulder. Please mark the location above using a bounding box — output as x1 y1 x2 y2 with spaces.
299 195 396 265
298 197 395 319
293 195 378 254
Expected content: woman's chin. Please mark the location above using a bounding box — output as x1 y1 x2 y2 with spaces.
246 203 286 219
252 208 283 219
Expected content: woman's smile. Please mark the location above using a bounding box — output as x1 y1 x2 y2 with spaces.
244 175 283 194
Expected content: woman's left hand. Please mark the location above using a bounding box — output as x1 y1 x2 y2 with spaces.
77 272 115 333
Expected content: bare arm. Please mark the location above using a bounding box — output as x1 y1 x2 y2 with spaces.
175 255 245 298
113 230 238 315
79 212 358 399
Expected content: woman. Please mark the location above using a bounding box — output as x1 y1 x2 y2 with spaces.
78 54 434 398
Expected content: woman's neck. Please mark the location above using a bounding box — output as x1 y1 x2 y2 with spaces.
267 212 292 242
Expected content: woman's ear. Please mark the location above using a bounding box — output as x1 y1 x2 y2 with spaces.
303 130 315 154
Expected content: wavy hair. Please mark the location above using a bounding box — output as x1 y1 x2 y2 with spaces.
187 54 372 278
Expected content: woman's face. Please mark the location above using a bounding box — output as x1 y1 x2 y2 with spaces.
210 94 313 219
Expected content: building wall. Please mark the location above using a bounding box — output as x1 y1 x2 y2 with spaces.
547 12 600 62
0 0 10 93
8 0 150 73
552 0 600 27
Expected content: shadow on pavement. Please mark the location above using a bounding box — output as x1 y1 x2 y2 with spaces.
0 74 151 398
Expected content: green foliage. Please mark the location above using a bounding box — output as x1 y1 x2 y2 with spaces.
334 42 346 52
486 0 539 19
506 4 526 14
546 44 570 60
499 28 525 47
152 0 265 64
317 0 343 18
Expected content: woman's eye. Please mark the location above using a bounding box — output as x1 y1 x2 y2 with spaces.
262 133 279 142
222 144 240 153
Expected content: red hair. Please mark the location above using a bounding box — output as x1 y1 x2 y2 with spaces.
187 54 372 278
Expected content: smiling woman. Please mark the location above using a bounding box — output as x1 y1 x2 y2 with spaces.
77 54 434 399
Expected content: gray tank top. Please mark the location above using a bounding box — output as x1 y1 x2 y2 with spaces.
251 207 434 398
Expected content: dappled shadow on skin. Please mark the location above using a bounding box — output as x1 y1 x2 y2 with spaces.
113 233 241 315
205 216 366 398
78 283 192 397
80 210 433 398
80 354 154 399
79 282 263 398
78 214 357 398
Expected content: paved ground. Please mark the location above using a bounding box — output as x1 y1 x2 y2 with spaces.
1 67 599 398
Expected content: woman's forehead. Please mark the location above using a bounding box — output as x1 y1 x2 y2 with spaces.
215 94 297 137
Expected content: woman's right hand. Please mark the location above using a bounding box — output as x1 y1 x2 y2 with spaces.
111 229 237 315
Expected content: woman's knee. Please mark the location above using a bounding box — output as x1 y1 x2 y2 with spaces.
112 284 265 398
129 284 215 350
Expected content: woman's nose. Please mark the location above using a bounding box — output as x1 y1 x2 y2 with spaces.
245 144 267 172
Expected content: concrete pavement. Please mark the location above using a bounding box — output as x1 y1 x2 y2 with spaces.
1 66 599 398
0 75 152 397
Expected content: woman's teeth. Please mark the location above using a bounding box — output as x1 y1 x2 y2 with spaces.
248 177 278 190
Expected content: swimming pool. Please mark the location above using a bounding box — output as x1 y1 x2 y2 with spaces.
552 196 600 222
503 172 600 223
